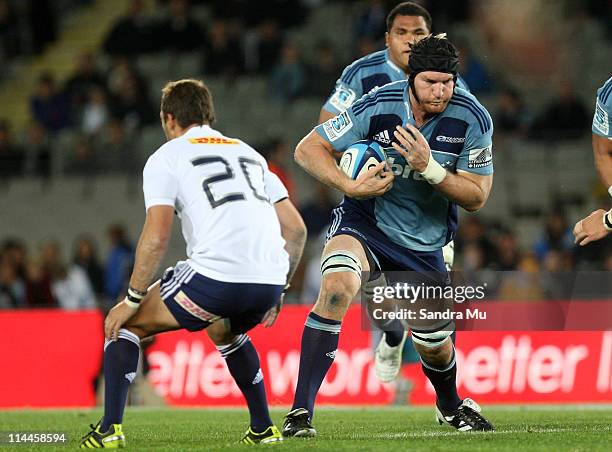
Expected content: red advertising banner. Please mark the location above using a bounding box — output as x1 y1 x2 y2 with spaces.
0 309 104 408
0 307 610 408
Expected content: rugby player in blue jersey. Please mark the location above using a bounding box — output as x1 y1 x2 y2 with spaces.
573 76 612 245
319 3 468 379
284 35 494 437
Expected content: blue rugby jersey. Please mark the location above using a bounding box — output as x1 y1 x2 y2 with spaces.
592 76 612 138
322 49 470 115
316 81 493 251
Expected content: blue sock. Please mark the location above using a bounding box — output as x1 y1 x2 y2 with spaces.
101 329 140 432
291 312 341 418
218 335 272 433
384 321 405 346
421 349 461 413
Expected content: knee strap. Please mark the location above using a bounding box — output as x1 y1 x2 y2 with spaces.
320 250 363 278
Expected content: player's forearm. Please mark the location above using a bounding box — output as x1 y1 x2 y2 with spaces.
129 229 169 293
593 134 612 195
295 136 351 193
433 171 489 212
284 228 307 286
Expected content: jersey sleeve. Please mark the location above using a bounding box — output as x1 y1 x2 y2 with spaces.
456 113 494 176
314 106 368 152
592 79 612 138
322 76 361 115
265 170 289 203
142 150 178 210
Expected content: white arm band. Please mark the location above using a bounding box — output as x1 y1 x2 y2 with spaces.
608 185 612 198
604 209 612 231
419 155 447 185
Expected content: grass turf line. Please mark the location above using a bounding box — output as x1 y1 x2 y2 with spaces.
0 406 610 451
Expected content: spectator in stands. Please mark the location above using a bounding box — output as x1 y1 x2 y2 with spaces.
268 41 307 104
23 122 52 179
73 236 105 299
495 86 531 136
260 138 296 201
530 81 590 140
201 19 244 77
106 57 149 101
103 0 155 56
30 73 71 133
496 253 543 300
455 216 497 268
25 259 56 306
64 52 107 114
533 210 574 261
109 70 156 130
2 239 28 282
246 19 282 73
36 239 95 310
0 119 24 181
354 0 386 46
66 135 98 176
104 224 134 304
98 119 136 173
157 0 204 52
0 253 26 308
493 229 521 270
307 41 341 98
81 87 110 138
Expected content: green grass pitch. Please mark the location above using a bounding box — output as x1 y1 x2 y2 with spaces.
0 406 610 451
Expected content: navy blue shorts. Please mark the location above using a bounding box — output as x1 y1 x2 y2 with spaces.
160 262 284 334
326 205 448 284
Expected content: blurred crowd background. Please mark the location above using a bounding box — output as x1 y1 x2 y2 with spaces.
1 0 611 310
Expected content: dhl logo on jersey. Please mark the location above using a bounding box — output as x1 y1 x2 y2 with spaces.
188 137 239 145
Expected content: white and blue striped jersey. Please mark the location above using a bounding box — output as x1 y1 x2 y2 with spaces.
593 76 612 138
323 49 470 115
316 81 493 252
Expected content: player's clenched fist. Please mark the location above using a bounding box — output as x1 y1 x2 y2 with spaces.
345 161 394 199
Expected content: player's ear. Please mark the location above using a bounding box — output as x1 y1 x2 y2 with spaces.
385 32 390 48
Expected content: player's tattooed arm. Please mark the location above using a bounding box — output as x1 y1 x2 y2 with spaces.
275 198 307 287
261 199 307 328
295 130 393 199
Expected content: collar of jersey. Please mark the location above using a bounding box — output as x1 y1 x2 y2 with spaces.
183 124 221 137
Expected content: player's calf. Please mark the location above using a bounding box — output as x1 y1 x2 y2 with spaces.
286 249 363 434
412 327 463 414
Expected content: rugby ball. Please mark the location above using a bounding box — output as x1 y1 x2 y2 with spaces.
339 140 387 179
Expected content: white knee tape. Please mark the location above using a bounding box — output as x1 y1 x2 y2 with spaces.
411 324 454 348
320 250 363 277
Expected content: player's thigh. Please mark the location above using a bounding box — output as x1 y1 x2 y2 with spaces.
313 234 370 319
124 280 182 339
